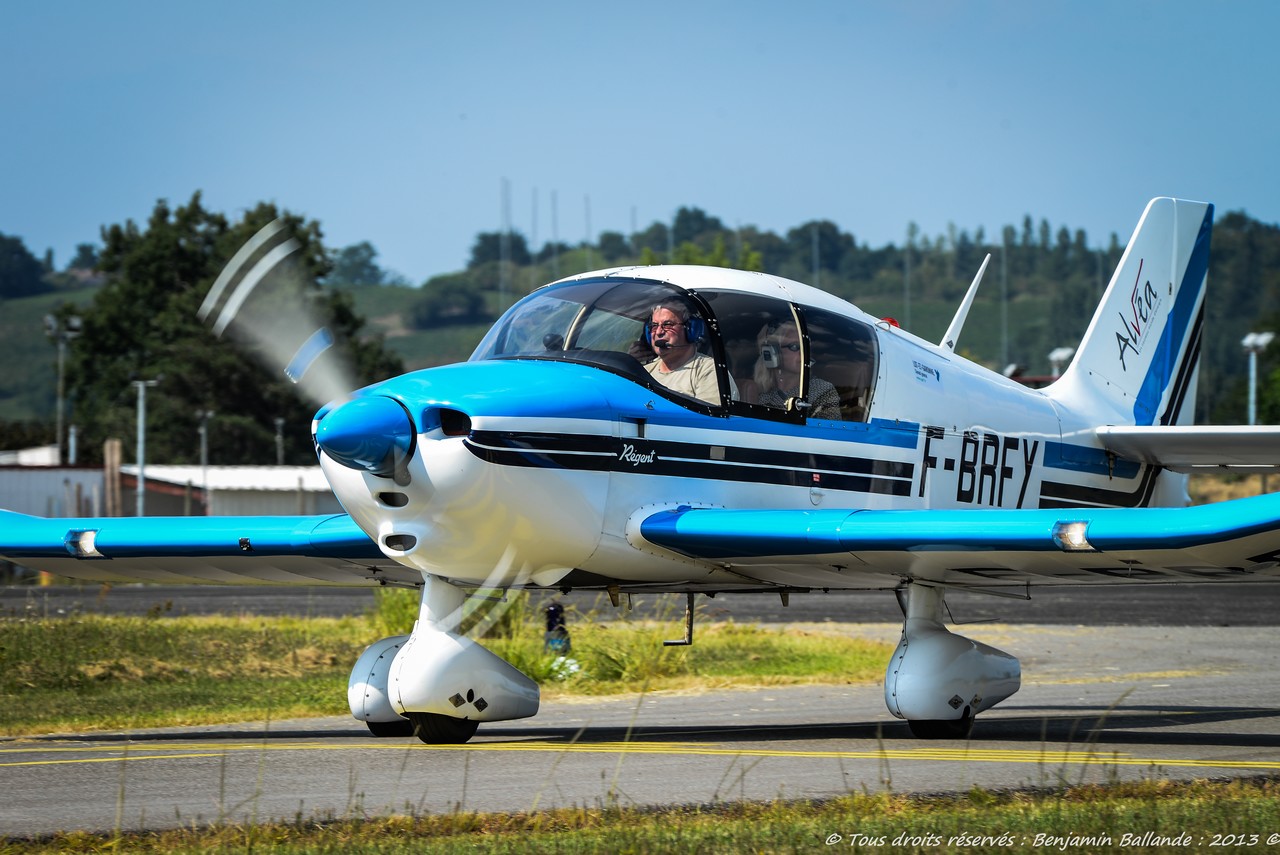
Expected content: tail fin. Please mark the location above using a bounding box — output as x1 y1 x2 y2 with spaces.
1049 197 1213 427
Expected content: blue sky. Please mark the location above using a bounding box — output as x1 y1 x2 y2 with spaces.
3 1 1277 285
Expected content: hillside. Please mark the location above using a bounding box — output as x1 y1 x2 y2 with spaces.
6 200 1280 438
0 284 102 424
4 279 1044 428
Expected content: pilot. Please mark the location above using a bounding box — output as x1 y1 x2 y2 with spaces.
644 300 736 405
755 322 842 419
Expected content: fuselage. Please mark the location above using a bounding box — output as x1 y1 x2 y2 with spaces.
314 266 1184 589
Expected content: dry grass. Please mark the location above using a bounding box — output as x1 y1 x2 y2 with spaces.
7 776 1280 853
1188 472 1269 504
0 609 892 737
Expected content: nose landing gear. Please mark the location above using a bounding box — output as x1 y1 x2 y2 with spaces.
348 576 539 743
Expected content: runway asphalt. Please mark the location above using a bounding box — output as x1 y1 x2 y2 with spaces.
5 580 1280 625
3 621 1280 838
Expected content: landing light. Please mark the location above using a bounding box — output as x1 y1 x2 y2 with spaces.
64 529 103 558
1051 521 1094 552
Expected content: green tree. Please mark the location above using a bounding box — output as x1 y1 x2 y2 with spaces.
672 207 724 246
737 239 764 272
0 232 48 298
1204 212 1280 422
535 241 572 264
68 243 99 271
786 220 852 273
409 274 488 328
630 222 669 257
737 226 788 271
597 230 630 262
65 193 403 467
469 231 531 268
329 241 385 286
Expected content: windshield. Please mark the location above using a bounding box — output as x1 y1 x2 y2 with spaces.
472 278 732 407
472 278 679 359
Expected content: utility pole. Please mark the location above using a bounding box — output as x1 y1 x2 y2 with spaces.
44 314 82 464
1243 331 1275 427
1243 331 1275 494
133 379 159 516
197 409 214 514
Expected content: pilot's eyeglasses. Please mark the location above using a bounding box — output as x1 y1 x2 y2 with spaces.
780 343 801 352
650 321 684 332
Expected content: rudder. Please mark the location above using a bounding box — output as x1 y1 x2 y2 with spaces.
1049 197 1213 427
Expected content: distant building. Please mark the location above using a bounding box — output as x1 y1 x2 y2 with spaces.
0 463 341 518
0 465 103 516
119 465 342 516
0 445 60 466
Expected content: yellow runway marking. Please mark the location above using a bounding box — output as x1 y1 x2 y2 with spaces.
3 740 1278 773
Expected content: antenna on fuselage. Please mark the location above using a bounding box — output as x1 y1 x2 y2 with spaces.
940 253 992 352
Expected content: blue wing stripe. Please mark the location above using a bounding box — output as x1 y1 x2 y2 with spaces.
0 511 383 561
640 492 1280 561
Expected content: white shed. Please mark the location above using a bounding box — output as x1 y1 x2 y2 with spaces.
120 465 342 516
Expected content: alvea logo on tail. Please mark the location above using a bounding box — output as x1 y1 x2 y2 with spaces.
1114 259 1163 371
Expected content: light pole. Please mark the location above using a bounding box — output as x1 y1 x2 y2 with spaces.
274 417 285 466
44 314 82 464
133 379 159 516
1242 331 1274 427
1048 347 1076 378
197 409 214 514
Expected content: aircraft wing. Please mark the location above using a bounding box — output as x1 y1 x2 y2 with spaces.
1096 425 1280 471
0 510 415 586
634 494 1280 588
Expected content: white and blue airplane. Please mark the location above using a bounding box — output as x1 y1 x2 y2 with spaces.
4 197 1280 742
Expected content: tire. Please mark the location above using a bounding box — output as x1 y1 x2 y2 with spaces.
365 717 416 738
907 716 974 739
406 712 480 744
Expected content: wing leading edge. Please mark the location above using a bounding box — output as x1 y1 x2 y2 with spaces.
636 494 1280 587
0 510 414 586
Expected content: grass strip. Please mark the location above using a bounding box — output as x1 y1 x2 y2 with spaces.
0 608 889 736
4 776 1279 853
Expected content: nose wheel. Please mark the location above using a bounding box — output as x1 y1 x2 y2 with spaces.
365 717 415 738
407 712 480 744
907 712 974 740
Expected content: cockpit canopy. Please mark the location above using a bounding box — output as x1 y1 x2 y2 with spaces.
472 276 878 422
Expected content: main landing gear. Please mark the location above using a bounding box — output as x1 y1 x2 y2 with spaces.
884 582 1021 739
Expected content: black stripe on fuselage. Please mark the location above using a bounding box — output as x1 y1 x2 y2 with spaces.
464 430 916 496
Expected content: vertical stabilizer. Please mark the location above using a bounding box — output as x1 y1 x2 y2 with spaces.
1049 197 1213 427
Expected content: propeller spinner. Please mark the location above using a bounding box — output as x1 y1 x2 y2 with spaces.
314 396 416 485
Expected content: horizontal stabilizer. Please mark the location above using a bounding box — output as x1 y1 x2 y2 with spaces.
1096 425 1280 471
